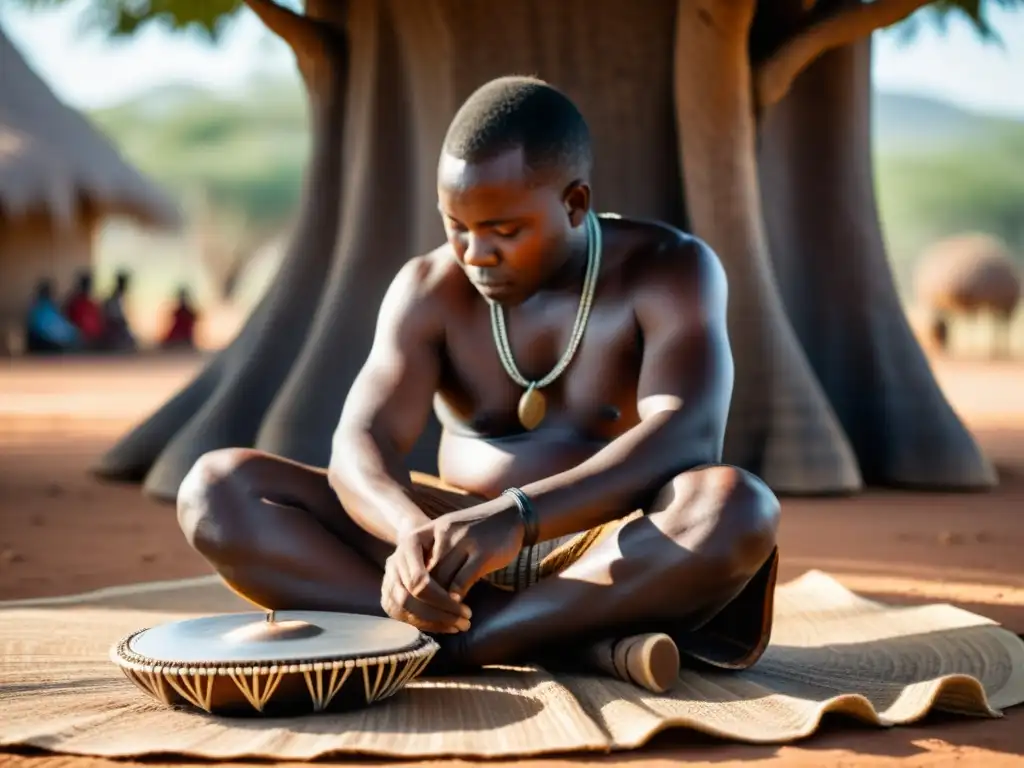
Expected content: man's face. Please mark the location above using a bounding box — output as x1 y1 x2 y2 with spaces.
437 147 585 306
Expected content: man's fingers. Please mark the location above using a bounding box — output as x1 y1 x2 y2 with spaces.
425 524 451 572
399 546 469 619
430 549 469 593
384 579 469 634
447 554 485 600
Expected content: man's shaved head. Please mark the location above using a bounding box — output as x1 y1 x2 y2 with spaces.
437 77 595 307
442 76 592 182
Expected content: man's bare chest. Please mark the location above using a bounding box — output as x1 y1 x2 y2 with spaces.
435 297 643 439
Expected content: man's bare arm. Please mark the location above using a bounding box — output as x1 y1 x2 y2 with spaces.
516 236 734 541
327 257 445 546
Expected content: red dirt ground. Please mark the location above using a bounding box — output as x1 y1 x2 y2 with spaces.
2 354 1024 767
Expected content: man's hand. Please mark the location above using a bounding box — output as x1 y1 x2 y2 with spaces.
380 500 525 632
381 527 473 634
426 499 525 599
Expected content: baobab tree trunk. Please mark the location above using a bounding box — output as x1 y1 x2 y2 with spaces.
673 0 860 493
95 1 350 497
758 35 996 488
100 0 972 503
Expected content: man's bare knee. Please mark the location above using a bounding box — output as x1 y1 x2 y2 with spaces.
713 466 779 575
661 465 780 580
177 447 261 558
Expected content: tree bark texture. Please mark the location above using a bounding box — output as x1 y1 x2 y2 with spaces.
674 0 860 494
757 34 996 488
95 13 350 497
99 0 993 501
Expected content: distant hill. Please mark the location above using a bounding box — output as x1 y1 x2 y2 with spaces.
872 91 1024 152
101 82 216 120
77 71 1024 333
88 76 310 230
90 77 1023 168
86 80 1024 303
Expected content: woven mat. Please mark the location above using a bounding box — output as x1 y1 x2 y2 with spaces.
2 570 1023 760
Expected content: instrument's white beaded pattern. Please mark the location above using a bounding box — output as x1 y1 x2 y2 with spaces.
381 652 433 698
378 658 401 698
164 670 216 712
122 667 171 705
228 666 286 712
111 624 439 715
489 210 603 390
303 665 353 711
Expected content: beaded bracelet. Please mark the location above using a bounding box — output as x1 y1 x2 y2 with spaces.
501 487 539 548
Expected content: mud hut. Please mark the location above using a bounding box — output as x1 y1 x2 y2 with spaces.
914 233 1022 358
0 25 180 353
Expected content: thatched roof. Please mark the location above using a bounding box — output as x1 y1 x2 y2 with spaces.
914 232 1022 314
0 25 181 230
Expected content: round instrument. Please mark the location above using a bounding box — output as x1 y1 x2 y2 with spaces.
110 610 439 716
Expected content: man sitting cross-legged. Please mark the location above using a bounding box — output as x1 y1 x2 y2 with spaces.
177 76 780 694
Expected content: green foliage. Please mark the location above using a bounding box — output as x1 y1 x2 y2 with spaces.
16 0 1024 42
90 76 310 231
887 0 1024 44
18 0 248 40
922 0 1022 39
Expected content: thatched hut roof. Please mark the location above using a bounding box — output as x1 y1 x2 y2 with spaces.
0 25 181 230
914 232 1022 315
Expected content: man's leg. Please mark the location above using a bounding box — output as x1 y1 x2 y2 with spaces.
176 450 495 631
176 448 393 615
453 465 780 671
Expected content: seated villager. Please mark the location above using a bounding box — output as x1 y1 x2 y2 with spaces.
159 286 199 350
177 76 780 693
99 270 137 352
25 279 80 354
62 270 105 350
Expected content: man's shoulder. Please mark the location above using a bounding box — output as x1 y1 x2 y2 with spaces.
606 216 725 300
388 244 470 312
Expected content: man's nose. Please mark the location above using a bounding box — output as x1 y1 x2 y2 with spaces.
463 234 499 268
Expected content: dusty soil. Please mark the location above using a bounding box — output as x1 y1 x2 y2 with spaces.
2 354 1024 767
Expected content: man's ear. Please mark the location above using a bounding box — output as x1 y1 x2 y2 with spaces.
562 181 591 227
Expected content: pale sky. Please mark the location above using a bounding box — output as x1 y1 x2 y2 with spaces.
2 0 1023 117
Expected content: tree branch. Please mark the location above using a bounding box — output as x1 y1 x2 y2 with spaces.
244 0 348 93
755 0 932 111
243 0 324 51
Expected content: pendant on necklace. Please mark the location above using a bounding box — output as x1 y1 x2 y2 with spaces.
517 384 546 431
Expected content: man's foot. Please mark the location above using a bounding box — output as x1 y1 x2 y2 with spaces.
583 632 680 694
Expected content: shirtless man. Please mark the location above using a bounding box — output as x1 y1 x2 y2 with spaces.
177 76 780 693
